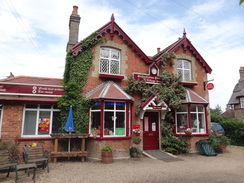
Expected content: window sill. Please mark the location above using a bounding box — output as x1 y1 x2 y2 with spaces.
89 136 131 140
175 133 209 136
99 73 124 80
180 81 198 86
19 137 53 141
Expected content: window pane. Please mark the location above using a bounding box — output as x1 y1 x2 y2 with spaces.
40 104 51 109
115 112 125 135
176 113 188 133
52 111 61 133
184 70 191 81
177 60 182 68
111 49 120 59
100 59 109 73
116 102 125 110
105 102 114 110
38 111 51 135
100 48 109 58
92 102 101 110
110 60 120 74
91 112 100 129
26 104 38 109
104 112 114 135
23 111 37 135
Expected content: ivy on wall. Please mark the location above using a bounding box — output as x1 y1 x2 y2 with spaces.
125 71 186 114
160 52 176 68
58 32 101 134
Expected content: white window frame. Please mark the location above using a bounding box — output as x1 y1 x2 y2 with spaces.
21 104 60 138
176 105 206 135
89 101 127 137
177 59 192 81
240 97 244 108
99 47 120 75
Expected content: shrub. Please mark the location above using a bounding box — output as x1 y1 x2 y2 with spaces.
161 123 188 154
102 145 113 152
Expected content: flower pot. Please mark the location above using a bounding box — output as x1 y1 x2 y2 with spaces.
218 145 227 152
134 132 140 136
92 131 98 138
101 151 114 164
184 130 192 135
133 139 141 144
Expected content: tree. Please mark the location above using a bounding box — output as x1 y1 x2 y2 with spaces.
210 105 222 115
240 0 244 5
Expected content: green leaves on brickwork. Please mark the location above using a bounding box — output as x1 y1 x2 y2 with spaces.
125 71 186 114
160 52 176 68
58 32 101 134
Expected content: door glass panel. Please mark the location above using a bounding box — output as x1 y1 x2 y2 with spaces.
152 122 156 131
144 117 149 131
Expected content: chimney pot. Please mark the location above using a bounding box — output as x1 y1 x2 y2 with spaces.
72 6 78 15
157 48 161 53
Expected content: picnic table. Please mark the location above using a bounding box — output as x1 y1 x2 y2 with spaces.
50 133 88 163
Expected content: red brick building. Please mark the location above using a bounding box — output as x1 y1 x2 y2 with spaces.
0 6 212 160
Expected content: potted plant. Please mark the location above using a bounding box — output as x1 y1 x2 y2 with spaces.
130 146 142 158
218 136 231 152
91 128 99 138
101 145 114 164
184 128 192 135
133 129 141 136
132 136 141 144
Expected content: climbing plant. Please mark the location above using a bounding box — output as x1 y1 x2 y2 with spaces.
58 32 101 134
125 71 186 114
160 52 176 68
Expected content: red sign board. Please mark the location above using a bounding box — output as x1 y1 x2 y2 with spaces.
206 83 214 90
0 83 64 96
133 73 160 84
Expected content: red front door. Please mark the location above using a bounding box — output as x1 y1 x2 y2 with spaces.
143 112 159 150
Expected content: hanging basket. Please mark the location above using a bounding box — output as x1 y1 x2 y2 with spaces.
133 139 141 144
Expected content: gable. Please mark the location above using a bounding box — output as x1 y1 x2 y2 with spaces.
71 14 153 64
153 30 212 74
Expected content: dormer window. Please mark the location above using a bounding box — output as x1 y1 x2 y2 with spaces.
177 60 191 81
100 47 120 75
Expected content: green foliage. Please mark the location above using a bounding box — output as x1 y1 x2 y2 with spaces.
160 52 176 68
211 112 244 146
102 145 113 152
58 32 101 133
210 105 222 115
130 146 142 155
0 141 19 155
161 123 188 154
125 71 186 114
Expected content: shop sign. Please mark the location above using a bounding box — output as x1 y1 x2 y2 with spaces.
0 83 64 96
206 83 214 90
38 117 50 133
133 73 160 84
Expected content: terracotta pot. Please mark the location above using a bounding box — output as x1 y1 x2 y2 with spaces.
133 139 141 144
101 151 114 164
218 145 227 152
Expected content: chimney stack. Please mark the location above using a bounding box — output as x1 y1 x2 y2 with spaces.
239 66 244 84
157 48 161 53
66 6 80 52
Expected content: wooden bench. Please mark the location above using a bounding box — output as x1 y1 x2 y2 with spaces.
22 145 49 173
0 149 18 178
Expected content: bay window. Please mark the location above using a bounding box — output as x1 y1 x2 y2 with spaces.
176 104 206 135
22 104 61 137
90 101 127 137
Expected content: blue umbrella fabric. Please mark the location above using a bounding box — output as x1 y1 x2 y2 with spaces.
65 106 74 153
65 106 75 132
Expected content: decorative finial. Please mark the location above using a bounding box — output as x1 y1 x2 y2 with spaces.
183 28 186 37
111 13 115 22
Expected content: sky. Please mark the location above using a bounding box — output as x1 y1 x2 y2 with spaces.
0 0 243 112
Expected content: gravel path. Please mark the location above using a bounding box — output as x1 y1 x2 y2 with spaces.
1 146 243 183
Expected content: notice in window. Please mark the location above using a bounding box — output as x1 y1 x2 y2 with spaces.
38 117 50 133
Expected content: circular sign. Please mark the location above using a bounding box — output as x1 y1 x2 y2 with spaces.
206 83 214 90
